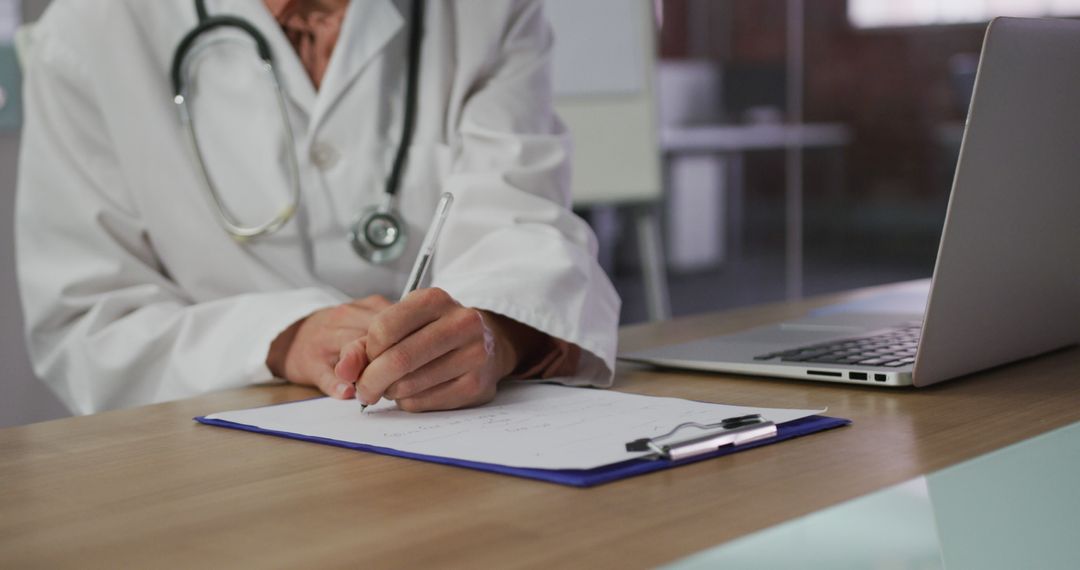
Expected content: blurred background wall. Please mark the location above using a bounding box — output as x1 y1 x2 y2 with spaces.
1 0 65 427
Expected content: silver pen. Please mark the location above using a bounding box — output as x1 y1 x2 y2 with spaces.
359 192 455 412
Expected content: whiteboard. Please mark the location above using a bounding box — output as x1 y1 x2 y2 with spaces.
547 0 662 205
546 0 644 96
0 0 19 41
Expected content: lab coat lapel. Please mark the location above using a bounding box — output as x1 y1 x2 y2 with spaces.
216 0 317 116
311 0 404 129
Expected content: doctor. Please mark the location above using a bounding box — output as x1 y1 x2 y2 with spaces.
15 0 620 415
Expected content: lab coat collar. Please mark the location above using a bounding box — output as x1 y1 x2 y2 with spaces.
211 0 317 113
314 0 405 128
211 0 404 132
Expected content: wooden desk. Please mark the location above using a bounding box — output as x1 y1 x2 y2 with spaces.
2 282 1078 569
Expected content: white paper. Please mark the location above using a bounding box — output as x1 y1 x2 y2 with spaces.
206 383 823 470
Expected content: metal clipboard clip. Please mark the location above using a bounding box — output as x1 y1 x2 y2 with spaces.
624 414 778 461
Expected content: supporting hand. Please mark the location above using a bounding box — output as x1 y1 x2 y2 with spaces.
266 295 393 399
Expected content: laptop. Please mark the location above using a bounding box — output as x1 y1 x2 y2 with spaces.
619 18 1080 388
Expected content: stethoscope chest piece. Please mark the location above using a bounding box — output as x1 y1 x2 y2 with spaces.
349 202 408 264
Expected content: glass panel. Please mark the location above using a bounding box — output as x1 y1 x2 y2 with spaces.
666 421 1080 569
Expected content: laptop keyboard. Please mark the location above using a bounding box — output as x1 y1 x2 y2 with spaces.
754 325 921 368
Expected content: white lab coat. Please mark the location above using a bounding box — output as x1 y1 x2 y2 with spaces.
15 0 620 415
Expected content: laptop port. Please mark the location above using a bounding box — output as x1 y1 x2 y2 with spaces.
849 372 867 381
874 374 887 382
807 370 842 378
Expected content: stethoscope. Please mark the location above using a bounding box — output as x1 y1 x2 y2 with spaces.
170 0 424 264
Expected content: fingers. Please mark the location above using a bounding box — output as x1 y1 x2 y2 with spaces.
328 325 370 354
321 304 381 337
382 343 484 401
351 295 393 312
312 360 356 400
395 373 499 413
305 290 505 412
274 298 401 400
335 338 368 384
357 305 485 405
365 288 457 359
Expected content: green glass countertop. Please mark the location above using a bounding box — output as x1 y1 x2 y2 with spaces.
667 420 1080 569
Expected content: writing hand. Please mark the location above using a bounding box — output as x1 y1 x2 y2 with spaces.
341 288 527 412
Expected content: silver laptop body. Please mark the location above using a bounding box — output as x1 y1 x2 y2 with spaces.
619 18 1080 388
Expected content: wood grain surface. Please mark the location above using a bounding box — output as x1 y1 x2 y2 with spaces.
2 282 1078 569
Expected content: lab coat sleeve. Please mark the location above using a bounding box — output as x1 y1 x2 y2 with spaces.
15 24 341 415
431 0 621 387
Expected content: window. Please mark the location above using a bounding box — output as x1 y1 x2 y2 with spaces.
849 0 1080 29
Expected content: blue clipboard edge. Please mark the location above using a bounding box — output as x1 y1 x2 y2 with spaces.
194 413 851 488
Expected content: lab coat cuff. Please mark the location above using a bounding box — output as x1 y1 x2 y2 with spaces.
242 287 345 386
448 297 615 388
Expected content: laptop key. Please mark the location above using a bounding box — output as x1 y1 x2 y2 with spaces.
781 350 832 362
805 354 854 364
753 326 923 368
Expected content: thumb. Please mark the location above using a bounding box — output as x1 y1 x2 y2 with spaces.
335 338 369 384
317 362 356 400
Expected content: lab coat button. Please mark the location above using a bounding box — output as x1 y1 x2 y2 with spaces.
311 143 340 169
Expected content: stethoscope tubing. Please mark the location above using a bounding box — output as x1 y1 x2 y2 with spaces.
175 38 302 240
171 0 424 257
384 0 425 200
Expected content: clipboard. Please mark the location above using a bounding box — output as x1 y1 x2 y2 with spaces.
195 413 849 488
